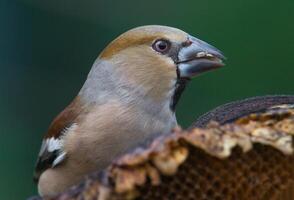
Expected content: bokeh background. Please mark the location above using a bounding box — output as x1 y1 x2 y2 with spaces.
1 0 293 199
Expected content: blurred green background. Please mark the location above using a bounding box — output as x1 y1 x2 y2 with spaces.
1 0 293 199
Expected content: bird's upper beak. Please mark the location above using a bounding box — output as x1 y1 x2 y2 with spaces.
177 36 225 78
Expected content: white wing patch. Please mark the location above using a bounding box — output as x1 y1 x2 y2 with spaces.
52 152 67 167
38 123 78 167
47 138 63 153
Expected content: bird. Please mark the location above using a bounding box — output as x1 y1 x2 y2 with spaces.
33 25 225 197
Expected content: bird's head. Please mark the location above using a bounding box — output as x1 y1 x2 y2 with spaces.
82 25 225 113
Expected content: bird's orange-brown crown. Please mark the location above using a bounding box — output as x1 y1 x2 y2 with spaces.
99 25 188 59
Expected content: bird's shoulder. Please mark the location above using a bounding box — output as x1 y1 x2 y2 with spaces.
34 97 83 182
46 96 83 138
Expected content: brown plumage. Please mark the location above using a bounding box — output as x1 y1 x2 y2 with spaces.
45 97 82 139
33 25 225 197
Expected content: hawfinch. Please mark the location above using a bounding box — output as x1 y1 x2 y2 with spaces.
34 25 225 197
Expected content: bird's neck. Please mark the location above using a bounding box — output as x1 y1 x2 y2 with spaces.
79 59 177 132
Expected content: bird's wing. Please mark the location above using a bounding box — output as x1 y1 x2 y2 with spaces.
33 97 82 182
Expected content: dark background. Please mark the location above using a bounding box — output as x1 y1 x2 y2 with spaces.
1 0 293 199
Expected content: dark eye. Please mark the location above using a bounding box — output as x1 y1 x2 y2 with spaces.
152 39 171 53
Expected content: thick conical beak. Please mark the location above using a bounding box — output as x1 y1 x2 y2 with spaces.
177 36 225 78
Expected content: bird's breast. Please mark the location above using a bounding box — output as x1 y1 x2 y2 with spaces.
63 99 176 171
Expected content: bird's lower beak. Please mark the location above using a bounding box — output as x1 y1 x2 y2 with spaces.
177 36 225 78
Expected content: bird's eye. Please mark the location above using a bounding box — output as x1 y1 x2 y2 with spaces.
152 39 171 53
